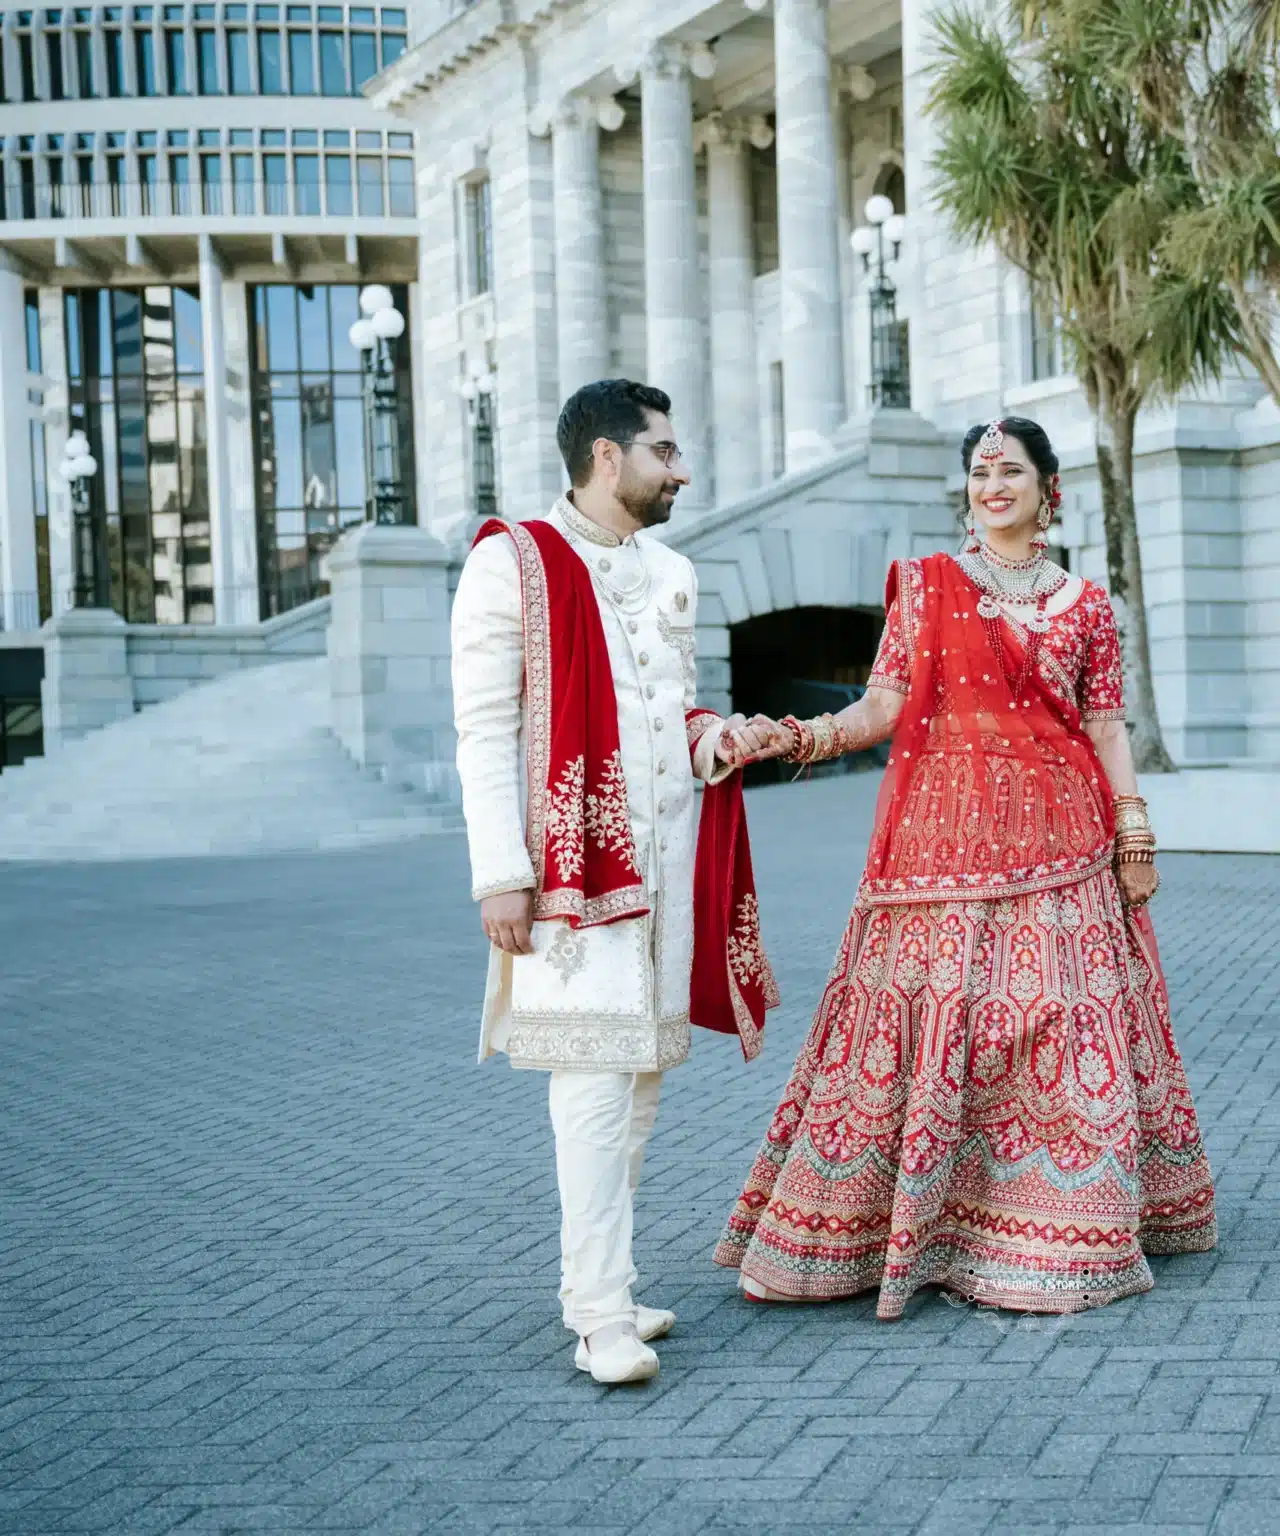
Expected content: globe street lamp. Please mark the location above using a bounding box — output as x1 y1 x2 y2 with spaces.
59 431 104 608
348 284 408 526
851 195 910 410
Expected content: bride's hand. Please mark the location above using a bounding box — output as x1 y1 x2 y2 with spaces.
1116 861 1158 909
739 714 796 762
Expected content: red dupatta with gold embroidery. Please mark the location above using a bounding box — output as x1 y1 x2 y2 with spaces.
864 552 1114 905
474 518 649 928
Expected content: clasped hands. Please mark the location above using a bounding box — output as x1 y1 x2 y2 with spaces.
1115 861 1158 910
714 713 795 768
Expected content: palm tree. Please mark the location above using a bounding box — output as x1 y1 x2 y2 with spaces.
926 2 1242 772
1079 0 1280 408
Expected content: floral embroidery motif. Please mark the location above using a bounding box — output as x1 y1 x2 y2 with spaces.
657 608 697 694
728 894 768 990
546 925 588 985
545 755 586 883
585 750 641 877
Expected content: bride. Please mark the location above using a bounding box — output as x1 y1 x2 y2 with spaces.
719 416 1216 1318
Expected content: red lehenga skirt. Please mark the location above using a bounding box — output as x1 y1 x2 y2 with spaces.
714 870 1216 1318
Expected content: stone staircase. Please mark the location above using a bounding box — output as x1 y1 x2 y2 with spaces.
0 657 462 863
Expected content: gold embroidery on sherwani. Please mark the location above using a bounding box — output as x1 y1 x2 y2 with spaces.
546 926 588 985
657 608 697 694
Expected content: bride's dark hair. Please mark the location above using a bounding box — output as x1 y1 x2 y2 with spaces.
961 416 1060 487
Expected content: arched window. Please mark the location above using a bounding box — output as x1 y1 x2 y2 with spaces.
874 162 905 215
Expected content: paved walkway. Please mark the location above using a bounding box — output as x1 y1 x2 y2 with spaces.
2 776 1279 1536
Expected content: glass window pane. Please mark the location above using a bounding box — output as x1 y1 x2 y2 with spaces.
356 156 382 216
264 285 297 372
257 28 281 91
380 31 403 67
296 285 328 371
75 30 93 94
387 155 412 215
349 29 375 89
47 33 65 99
105 30 123 94
196 28 217 91
232 152 254 214
165 28 186 91
327 285 358 369
334 395 364 511
200 152 222 212
263 152 286 213
135 28 155 93
18 34 35 99
301 379 335 510
294 152 319 213
323 153 350 214
287 28 312 90
173 285 201 373
318 29 343 94
226 29 249 93
271 395 302 509
112 289 143 373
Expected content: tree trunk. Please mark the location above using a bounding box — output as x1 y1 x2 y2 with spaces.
1093 392 1177 773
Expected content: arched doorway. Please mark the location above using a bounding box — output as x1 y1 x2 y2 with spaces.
730 606 887 783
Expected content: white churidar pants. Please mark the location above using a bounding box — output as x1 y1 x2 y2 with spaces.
547 1069 664 1336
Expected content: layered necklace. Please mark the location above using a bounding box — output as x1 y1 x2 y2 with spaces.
956 543 1068 698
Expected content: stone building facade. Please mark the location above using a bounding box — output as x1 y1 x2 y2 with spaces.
371 0 1280 765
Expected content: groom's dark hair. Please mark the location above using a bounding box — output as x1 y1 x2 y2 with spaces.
557 378 673 487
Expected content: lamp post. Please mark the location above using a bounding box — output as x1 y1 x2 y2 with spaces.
850 194 910 410
60 431 104 608
348 284 407 526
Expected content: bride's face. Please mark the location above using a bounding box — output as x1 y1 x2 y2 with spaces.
967 435 1042 539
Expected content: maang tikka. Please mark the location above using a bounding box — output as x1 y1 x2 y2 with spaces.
966 419 1005 551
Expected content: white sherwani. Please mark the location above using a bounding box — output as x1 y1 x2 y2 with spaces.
451 495 728 1075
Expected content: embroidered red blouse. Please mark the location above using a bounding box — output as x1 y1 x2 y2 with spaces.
869 559 1126 723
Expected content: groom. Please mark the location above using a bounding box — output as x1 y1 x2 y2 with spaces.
450 379 775 1384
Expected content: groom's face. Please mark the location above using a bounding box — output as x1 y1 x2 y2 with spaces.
615 410 689 528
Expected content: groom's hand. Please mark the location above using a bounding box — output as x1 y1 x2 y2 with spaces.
716 713 791 765
481 889 535 955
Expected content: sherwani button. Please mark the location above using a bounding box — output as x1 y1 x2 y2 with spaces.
628 620 639 634
645 684 655 699
660 838 668 852
599 558 612 572
657 760 667 774
639 652 649 665
653 718 663 731
658 799 668 814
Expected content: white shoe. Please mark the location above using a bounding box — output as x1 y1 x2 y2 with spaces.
573 1330 659 1385
636 1304 675 1342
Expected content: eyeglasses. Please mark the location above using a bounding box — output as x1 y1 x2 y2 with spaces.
615 437 684 468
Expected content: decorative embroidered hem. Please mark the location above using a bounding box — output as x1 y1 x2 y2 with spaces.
505 1014 690 1073
714 870 1216 1319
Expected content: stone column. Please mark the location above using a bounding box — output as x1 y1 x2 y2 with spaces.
221 278 260 618
774 0 845 466
38 287 74 616
198 236 237 624
326 521 458 799
539 95 612 399
700 113 763 506
629 42 711 512
41 608 134 753
0 261 38 631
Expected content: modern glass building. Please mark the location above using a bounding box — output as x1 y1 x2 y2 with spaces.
0 1 420 632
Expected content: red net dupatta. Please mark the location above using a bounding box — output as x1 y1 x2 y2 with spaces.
687 709 780 1062
473 518 649 929
865 553 1114 905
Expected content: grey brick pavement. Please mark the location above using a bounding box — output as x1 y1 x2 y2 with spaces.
2 775 1280 1536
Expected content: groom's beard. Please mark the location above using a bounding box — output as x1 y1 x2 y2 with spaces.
620 480 679 528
